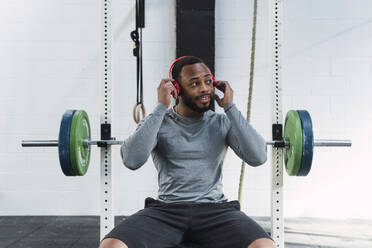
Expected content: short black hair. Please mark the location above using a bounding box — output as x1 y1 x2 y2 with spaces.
171 56 204 83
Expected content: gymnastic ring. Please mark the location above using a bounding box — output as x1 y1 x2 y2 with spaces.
133 102 146 124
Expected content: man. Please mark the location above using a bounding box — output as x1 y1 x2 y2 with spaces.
99 56 275 248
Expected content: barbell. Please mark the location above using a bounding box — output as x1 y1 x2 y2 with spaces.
21 109 351 176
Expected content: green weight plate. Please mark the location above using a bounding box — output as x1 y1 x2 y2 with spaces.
283 110 303 176
69 110 91 176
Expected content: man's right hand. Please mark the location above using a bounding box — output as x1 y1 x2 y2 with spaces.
157 79 178 107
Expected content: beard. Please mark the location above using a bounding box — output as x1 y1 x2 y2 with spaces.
180 92 211 113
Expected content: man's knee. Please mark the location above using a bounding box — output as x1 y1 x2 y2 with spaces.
248 238 276 248
99 238 128 248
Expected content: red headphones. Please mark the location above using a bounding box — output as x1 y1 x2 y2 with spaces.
168 56 216 96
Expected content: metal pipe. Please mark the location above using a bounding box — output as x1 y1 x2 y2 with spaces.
23 139 352 148
266 139 352 147
313 139 352 147
266 141 277 146
21 140 59 147
21 139 125 147
85 140 124 146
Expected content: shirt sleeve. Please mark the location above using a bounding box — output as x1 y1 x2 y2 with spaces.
224 102 267 166
120 103 168 170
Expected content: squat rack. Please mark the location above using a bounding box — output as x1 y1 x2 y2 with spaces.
97 0 284 244
97 1 323 247
98 0 281 242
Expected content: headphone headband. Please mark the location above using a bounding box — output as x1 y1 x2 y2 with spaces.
168 56 215 81
168 56 186 80
168 57 216 96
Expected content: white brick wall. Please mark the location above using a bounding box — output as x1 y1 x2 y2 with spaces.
1 0 371 220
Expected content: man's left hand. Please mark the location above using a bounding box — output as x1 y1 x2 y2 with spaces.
213 81 234 107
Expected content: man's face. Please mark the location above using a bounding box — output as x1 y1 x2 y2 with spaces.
178 63 214 113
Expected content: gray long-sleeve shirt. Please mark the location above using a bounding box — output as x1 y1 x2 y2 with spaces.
121 102 267 203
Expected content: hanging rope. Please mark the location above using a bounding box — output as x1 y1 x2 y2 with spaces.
131 0 146 123
238 0 258 203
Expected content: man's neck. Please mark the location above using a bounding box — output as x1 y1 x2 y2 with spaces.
175 103 203 118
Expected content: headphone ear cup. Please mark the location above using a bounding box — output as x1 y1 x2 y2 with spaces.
211 73 216 87
171 80 181 96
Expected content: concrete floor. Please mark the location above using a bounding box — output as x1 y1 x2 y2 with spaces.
0 216 371 248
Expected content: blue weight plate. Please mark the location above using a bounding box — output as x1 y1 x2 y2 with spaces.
297 110 314 176
58 110 76 176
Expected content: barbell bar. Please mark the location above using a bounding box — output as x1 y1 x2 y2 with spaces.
265 139 352 147
22 139 351 148
21 109 352 177
22 139 124 147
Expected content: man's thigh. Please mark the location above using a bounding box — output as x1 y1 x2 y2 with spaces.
103 208 186 248
189 201 273 248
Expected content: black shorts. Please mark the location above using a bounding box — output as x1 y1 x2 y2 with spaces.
104 197 273 248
